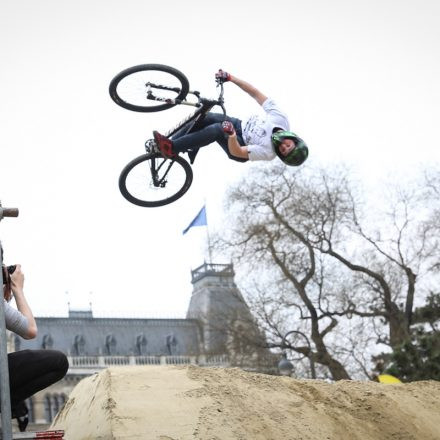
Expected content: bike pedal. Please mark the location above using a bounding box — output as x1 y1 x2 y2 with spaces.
145 139 157 154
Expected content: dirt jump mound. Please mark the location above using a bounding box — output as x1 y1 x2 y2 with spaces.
51 365 440 439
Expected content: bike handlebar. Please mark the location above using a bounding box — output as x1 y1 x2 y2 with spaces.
216 81 225 104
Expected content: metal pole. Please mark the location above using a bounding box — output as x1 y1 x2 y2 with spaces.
204 201 212 264
0 203 19 439
0 252 13 439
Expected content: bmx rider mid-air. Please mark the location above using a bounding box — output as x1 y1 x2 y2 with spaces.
153 70 309 166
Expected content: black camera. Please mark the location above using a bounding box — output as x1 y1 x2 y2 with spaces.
1 243 16 298
7 265 16 275
2 264 16 300
2 264 16 284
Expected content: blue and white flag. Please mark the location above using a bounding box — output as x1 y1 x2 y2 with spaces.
182 205 207 235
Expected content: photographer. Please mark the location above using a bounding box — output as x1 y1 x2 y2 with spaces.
2 248 69 431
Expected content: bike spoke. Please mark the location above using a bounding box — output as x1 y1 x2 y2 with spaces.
113 71 184 110
122 155 191 204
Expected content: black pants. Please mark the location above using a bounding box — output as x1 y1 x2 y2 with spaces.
7 349 69 407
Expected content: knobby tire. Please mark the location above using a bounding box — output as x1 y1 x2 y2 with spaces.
109 64 190 112
119 153 193 207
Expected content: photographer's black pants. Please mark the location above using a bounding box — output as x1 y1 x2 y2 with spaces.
7 349 69 406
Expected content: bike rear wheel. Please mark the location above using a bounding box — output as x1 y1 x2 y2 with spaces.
119 153 193 207
109 64 189 112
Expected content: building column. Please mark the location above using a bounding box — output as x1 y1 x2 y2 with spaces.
32 393 47 424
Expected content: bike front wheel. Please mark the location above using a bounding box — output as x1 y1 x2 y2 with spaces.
119 153 193 207
109 64 190 112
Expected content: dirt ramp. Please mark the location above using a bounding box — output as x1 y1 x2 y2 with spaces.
51 365 440 440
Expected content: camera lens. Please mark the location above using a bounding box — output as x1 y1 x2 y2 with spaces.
7 265 16 275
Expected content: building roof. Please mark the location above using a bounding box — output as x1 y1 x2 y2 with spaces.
17 263 253 358
17 314 203 356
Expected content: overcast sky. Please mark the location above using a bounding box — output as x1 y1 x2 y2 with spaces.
0 0 439 317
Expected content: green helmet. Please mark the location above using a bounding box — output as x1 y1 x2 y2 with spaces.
272 130 309 166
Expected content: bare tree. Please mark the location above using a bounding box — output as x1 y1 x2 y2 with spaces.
216 163 439 378
216 164 359 380
315 172 438 348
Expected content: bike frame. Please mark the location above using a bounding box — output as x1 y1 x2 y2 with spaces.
143 79 226 189
145 80 226 151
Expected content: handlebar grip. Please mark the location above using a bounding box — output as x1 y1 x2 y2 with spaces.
1 208 19 217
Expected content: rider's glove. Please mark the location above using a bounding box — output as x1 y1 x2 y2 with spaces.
222 121 235 135
216 69 231 82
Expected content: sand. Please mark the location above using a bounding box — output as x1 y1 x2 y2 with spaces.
51 365 440 440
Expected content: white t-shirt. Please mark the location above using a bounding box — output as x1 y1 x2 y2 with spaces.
4 299 28 338
242 98 290 161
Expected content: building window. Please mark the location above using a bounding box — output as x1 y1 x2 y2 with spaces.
43 394 67 423
44 395 53 423
57 394 67 410
136 334 147 355
42 334 53 350
52 395 60 417
105 334 117 355
25 398 34 423
233 325 245 353
166 334 178 355
73 335 86 355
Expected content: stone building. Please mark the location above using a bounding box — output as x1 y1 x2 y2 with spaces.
14 263 276 431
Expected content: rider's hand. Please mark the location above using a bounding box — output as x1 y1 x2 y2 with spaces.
222 121 235 136
216 69 231 82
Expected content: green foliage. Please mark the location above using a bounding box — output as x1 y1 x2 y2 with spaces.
412 293 440 324
385 327 440 381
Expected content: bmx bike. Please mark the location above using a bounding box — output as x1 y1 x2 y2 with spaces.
109 64 228 207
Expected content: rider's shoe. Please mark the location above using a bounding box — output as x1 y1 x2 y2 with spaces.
153 131 176 158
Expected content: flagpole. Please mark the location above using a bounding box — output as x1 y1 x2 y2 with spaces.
205 199 212 264
206 221 212 264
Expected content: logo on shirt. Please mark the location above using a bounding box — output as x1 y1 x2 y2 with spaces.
244 116 267 144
